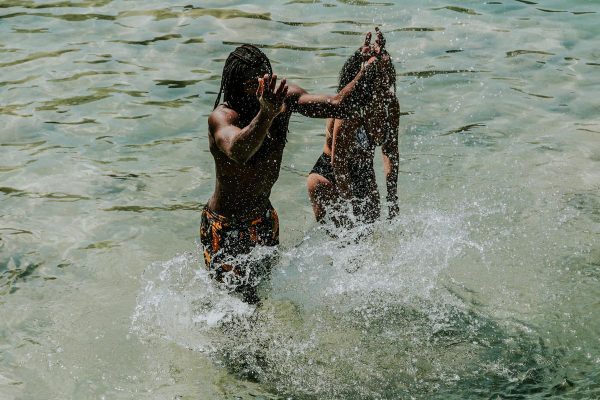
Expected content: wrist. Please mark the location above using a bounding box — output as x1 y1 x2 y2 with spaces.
258 107 277 121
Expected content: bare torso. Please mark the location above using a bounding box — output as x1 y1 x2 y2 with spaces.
207 102 292 219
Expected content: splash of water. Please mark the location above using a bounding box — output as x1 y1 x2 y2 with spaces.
131 208 558 398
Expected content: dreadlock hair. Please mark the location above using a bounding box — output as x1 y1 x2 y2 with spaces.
213 44 273 111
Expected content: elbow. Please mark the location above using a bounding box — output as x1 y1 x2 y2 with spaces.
329 96 342 109
326 96 345 117
230 152 251 165
228 145 252 165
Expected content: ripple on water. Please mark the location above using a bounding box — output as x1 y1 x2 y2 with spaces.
222 40 343 52
119 8 271 22
131 210 565 398
111 33 182 46
565 192 600 223
0 256 43 296
0 49 78 68
0 0 113 9
432 6 481 15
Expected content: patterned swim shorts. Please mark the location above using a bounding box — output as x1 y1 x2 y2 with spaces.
199 205 279 303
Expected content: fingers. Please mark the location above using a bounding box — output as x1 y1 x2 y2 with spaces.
256 77 264 96
373 27 386 55
375 27 386 47
363 31 372 48
263 74 271 93
258 75 287 106
365 56 378 65
275 78 287 97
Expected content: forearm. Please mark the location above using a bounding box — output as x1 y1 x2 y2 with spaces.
332 65 369 118
229 110 274 164
294 63 370 119
386 175 398 203
384 160 398 199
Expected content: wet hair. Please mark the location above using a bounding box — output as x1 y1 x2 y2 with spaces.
214 44 273 110
337 49 396 94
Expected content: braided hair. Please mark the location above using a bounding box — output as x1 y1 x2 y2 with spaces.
214 44 273 110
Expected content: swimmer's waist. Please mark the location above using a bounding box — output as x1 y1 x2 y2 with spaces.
203 204 276 227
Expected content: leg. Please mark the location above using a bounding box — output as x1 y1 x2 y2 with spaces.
307 173 336 222
351 164 380 224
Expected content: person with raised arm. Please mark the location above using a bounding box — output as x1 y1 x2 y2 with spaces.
201 33 387 303
307 28 400 228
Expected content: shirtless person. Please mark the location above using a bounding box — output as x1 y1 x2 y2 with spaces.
201 34 386 303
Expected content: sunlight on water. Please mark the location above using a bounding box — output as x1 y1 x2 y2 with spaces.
2 0 600 398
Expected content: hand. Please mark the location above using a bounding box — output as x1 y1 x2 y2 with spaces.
373 27 386 56
256 74 288 118
361 28 391 73
358 31 373 62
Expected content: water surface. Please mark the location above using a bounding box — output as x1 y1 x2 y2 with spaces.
1 0 600 398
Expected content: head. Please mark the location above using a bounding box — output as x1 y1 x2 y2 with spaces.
337 49 396 100
214 44 273 112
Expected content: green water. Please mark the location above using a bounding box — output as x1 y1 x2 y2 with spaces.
1 0 600 398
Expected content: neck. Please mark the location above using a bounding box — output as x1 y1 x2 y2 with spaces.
228 96 259 120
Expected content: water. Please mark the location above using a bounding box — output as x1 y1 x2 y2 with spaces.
1 0 599 398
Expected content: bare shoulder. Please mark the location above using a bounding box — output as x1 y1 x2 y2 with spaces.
208 105 239 134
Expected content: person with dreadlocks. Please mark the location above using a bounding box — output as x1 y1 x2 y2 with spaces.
307 27 400 228
201 32 387 303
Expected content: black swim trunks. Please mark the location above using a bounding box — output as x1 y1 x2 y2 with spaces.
310 152 375 199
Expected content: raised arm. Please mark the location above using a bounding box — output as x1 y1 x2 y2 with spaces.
286 63 372 120
381 97 400 219
209 75 287 164
288 32 384 119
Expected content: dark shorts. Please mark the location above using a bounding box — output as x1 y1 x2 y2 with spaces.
310 152 374 199
200 205 279 303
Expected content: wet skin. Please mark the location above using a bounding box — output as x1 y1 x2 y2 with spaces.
308 28 400 224
207 85 292 219
311 91 400 224
207 34 387 220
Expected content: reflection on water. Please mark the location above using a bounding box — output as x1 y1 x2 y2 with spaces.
1 0 600 398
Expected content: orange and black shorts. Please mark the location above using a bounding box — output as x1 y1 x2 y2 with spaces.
200 205 279 287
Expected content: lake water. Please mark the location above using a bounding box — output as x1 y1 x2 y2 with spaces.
1 0 600 398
